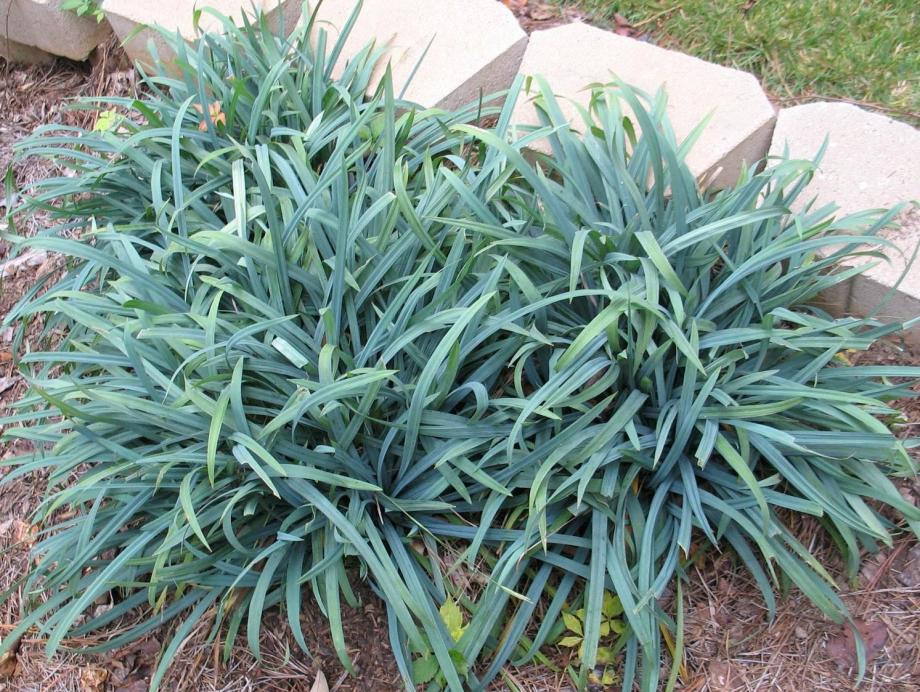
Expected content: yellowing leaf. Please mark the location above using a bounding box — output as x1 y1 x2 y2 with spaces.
309 670 329 692
439 598 466 642
590 665 618 685
93 110 122 133
557 635 583 648
603 592 623 617
562 611 583 636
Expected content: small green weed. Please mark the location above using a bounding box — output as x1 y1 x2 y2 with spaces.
60 0 105 23
412 599 469 686
558 592 626 686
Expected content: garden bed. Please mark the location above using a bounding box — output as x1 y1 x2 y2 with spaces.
2 37 920 692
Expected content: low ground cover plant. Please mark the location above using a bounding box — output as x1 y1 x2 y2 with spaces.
2 5 919 690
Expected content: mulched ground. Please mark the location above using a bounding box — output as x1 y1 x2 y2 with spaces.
1 35 919 692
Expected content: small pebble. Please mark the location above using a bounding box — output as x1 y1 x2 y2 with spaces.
897 545 920 588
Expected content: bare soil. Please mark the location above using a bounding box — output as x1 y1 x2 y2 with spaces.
1 42 919 692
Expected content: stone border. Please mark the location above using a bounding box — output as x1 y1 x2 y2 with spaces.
0 0 111 61
311 0 527 111
2 0 918 337
768 102 920 341
511 21 776 188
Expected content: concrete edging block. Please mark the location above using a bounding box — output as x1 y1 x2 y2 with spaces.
310 0 528 110
769 102 920 338
0 0 111 61
103 0 301 71
511 22 776 188
0 35 56 64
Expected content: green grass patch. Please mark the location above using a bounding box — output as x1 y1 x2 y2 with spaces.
558 0 919 121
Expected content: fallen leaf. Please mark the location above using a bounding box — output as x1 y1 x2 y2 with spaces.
527 4 555 20
12 520 36 547
707 660 732 692
131 636 162 661
0 649 19 678
1 193 19 212
826 636 850 668
827 618 888 669
859 551 887 588
0 250 48 279
0 377 15 394
105 655 130 684
80 667 109 692
612 15 639 39
310 670 329 692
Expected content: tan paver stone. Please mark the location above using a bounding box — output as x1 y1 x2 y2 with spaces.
311 0 528 110
512 22 776 188
1 0 110 61
769 102 920 336
0 35 55 64
103 0 301 71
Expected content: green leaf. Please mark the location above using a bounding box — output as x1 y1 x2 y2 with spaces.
179 472 211 551
206 386 232 486
603 592 623 618
93 110 123 133
412 654 440 684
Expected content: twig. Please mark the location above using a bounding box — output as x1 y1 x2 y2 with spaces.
633 4 683 29
866 541 912 592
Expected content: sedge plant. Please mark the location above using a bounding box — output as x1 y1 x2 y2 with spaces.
2 4 919 690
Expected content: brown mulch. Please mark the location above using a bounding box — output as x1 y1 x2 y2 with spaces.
677 342 920 692
2 39 920 692
0 36 134 243
500 0 587 33
499 0 653 40
678 519 920 691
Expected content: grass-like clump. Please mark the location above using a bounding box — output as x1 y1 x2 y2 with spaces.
2 6 919 691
